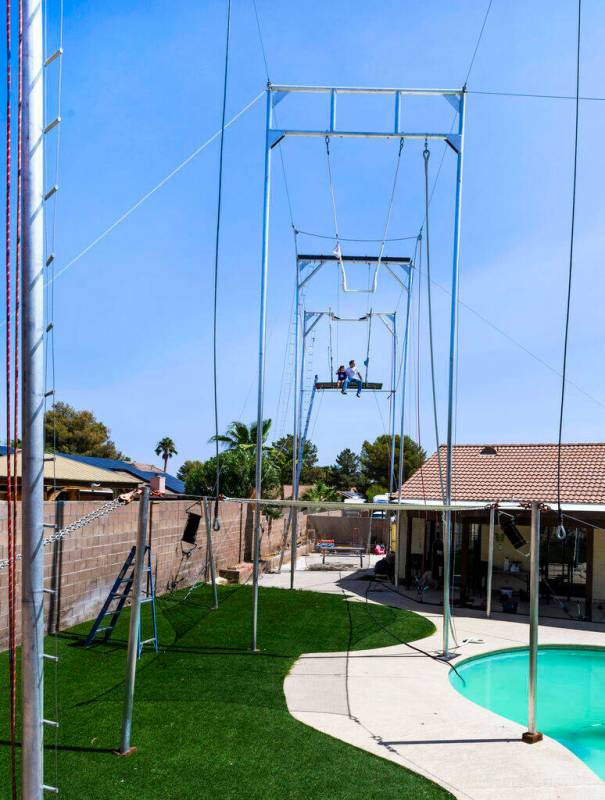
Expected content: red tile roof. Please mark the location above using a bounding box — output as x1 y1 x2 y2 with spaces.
398 444 605 505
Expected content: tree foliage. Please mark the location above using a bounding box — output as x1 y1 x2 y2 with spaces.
155 436 177 472
271 434 318 486
210 419 272 451
44 402 126 459
301 481 339 503
331 448 360 490
359 434 425 492
184 448 280 499
177 460 203 482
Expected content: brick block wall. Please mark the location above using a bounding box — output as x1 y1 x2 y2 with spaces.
0 499 308 652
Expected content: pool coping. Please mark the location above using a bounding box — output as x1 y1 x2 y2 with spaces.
260 567 605 800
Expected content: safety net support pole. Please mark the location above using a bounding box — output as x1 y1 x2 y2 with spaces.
523 501 543 744
203 497 219 609
252 86 273 652
119 486 150 755
290 266 301 590
21 0 45 794
442 89 466 658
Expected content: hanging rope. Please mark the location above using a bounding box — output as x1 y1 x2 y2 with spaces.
372 137 405 289
364 311 373 384
328 309 334 377
556 0 582 527
324 135 348 292
210 0 231 526
423 143 445 501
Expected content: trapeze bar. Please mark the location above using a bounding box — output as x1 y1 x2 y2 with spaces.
269 84 463 97
271 129 453 141
315 381 384 390
298 254 411 264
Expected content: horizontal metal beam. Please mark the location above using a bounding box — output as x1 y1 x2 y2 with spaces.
271 129 453 141
269 84 463 97
224 496 487 514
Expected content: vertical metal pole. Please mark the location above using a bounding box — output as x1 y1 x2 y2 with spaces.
251 87 273 652
442 90 466 658
523 501 543 743
486 505 495 618
203 498 219 609
289 280 301 589
119 486 150 755
21 0 45 794
394 91 401 134
394 269 414 585
329 89 336 132
388 314 397 496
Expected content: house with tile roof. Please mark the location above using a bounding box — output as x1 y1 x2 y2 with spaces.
395 443 605 623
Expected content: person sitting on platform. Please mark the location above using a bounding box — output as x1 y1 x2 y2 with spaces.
342 360 363 397
336 364 347 388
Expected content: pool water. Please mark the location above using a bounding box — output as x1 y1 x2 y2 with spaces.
449 647 605 780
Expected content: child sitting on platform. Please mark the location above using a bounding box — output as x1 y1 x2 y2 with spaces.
336 364 347 388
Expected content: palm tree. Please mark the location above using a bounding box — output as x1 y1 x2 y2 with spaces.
210 419 272 451
155 436 177 472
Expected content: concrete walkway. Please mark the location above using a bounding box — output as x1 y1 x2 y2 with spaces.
260 560 605 800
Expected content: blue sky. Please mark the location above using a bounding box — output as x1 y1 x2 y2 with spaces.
3 0 605 471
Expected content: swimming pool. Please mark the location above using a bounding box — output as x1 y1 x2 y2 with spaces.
449 646 605 780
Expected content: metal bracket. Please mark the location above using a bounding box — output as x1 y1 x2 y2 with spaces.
444 94 461 113
445 134 461 154
268 130 285 149
271 90 288 107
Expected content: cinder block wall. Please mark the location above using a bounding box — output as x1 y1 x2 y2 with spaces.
0 499 307 652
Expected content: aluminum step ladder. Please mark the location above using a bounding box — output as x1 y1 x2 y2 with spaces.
84 545 159 657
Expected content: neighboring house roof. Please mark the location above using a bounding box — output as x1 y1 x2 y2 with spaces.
0 451 139 485
399 443 605 506
61 453 185 494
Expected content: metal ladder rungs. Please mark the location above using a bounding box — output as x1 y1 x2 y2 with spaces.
43 719 60 728
139 638 156 646
43 587 56 595
45 389 55 398
46 253 55 267
43 522 58 528
43 653 59 662
44 185 59 201
42 784 59 794
44 47 63 67
44 116 61 135
95 626 111 634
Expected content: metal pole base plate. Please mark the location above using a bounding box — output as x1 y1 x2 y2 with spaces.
437 652 457 662
114 747 138 757
522 731 543 744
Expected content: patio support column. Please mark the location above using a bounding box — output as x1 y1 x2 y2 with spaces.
585 526 594 622
522 501 543 744
459 519 470 606
405 514 413 587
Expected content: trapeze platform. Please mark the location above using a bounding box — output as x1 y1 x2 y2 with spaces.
315 381 383 390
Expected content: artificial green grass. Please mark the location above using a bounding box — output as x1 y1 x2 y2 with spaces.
0 585 453 799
